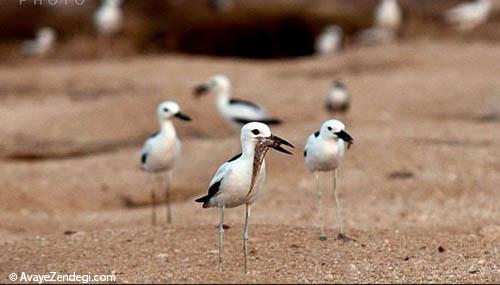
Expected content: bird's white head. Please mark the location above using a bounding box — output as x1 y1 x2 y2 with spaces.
240 122 294 155
320 119 354 147
241 122 271 142
157 101 192 123
194 74 230 97
37 27 56 43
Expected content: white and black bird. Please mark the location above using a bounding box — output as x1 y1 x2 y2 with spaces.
140 101 192 225
315 25 343 56
94 0 123 36
304 119 354 241
21 27 56 56
194 75 282 129
195 122 294 273
444 0 491 31
374 0 402 31
326 80 351 114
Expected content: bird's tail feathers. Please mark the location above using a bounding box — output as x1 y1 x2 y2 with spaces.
194 195 211 208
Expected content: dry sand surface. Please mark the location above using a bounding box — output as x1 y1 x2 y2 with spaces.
0 40 499 283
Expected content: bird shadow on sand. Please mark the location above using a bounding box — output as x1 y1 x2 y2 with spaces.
0 129 207 162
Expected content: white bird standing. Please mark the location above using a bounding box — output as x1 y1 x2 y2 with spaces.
21 27 56 56
315 25 343 56
194 75 282 130
195 122 294 273
141 101 192 225
326 80 351 114
304 119 354 241
444 0 491 31
375 0 402 31
94 0 123 36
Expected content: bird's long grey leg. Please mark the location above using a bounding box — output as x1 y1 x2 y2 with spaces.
243 203 251 274
151 178 157 226
332 169 343 236
218 205 225 272
165 170 172 224
316 172 326 241
332 169 355 241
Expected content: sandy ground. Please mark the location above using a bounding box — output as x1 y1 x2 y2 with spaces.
0 39 499 283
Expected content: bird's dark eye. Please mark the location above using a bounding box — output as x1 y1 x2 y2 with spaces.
327 126 332 131
251 129 260 135
163 108 169 112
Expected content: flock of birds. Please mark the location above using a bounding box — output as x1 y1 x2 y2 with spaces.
140 74 353 273
315 0 492 54
16 0 494 275
20 0 493 56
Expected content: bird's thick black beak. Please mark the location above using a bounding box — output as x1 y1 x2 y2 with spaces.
194 83 210 97
335 130 354 149
262 135 295 155
174 111 192 121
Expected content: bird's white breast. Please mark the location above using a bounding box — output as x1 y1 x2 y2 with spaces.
328 88 348 104
305 137 345 172
142 134 180 173
212 159 266 208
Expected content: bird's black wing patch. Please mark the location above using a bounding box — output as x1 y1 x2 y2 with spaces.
141 152 147 164
232 117 282 125
195 179 223 208
304 149 307 157
314 131 320 137
149 131 160 138
227 153 242 162
229 98 261 110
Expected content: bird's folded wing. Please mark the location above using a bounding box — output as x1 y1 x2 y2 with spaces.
225 101 269 120
140 137 153 164
208 162 231 188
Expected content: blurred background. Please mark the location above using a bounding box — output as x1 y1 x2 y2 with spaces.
0 1 499 282
1 0 499 60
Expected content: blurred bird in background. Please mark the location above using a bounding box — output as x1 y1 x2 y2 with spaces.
444 0 491 31
21 27 56 56
315 25 343 56
356 0 401 46
94 0 124 36
375 0 402 31
194 75 282 131
326 80 351 114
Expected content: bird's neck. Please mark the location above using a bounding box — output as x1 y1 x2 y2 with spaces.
159 120 176 136
241 141 256 159
214 91 230 113
215 90 230 103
